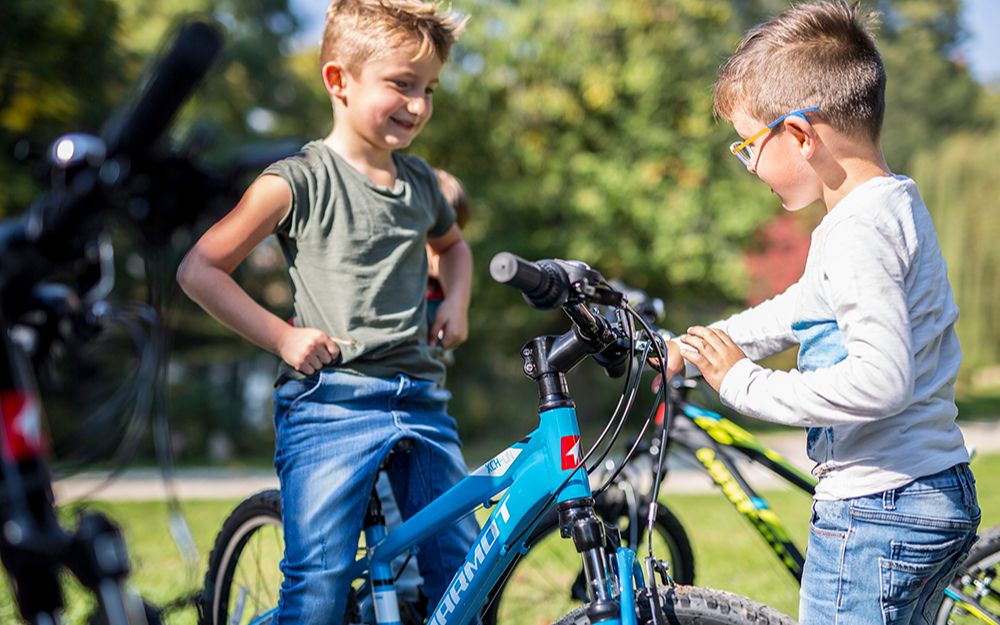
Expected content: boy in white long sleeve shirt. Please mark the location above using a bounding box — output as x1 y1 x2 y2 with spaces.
662 2 980 623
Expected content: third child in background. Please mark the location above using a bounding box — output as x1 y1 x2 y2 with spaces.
427 167 470 364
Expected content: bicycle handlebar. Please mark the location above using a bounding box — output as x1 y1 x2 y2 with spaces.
489 252 624 310
50 21 220 239
0 20 225 625
491 252 631 379
104 20 223 157
1 19 223 317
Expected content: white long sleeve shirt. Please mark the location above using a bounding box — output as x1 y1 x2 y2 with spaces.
715 175 968 500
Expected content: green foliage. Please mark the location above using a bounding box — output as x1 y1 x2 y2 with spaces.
4 0 997 454
412 0 786 434
421 0 776 302
914 118 1000 381
877 0 988 173
0 0 125 216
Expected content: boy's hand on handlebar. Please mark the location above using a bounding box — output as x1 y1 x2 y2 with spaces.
649 340 685 393
679 326 746 393
429 297 468 349
277 326 345 375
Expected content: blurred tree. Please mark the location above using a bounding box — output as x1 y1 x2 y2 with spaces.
877 0 988 173
5 0 995 460
0 0 125 217
742 212 815 307
914 96 1000 385
408 0 783 436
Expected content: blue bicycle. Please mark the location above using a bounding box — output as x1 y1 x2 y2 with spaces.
199 254 795 625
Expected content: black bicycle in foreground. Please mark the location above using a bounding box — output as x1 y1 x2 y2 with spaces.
0 19 296 625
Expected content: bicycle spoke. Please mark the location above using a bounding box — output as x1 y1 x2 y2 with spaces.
222 523 283 625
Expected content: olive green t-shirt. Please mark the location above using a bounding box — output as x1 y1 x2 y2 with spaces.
263 140 455 385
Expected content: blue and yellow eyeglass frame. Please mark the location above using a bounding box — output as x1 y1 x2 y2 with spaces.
729 106 821 167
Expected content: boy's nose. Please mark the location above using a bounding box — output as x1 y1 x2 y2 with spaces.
407 96 429 116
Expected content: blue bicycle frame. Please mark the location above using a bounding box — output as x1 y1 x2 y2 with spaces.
353 405 597 625
248 404 641 625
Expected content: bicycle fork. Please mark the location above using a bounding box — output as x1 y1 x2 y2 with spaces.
560 497 674 625
559 498 619 623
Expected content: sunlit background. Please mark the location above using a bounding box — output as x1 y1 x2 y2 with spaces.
2 0 998 465
4 1 1000 623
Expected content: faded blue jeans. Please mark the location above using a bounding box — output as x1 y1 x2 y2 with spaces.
272 370 480 625
800 463 980 625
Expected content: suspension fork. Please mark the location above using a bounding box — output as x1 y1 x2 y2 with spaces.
559 497 622 625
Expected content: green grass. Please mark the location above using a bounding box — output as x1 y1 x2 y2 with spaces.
3 452 999 624
0 498 244 625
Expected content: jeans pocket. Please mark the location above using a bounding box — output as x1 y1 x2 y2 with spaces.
809 500 848 539
273 373 324 422
879 535 965 624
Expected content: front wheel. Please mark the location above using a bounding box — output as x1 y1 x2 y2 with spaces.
483 504 695 625
198 489 440 625
200 489 284 625
554 585 796 625
935 523 1000 625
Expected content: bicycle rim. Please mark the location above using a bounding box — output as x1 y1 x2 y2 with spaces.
213 513 285 625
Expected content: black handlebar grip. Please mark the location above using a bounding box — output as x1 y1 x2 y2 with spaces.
490 252 546 292
104 20 223 156
490 252 570 310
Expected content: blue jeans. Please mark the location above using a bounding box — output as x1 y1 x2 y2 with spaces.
272 371 480 625
800 463 980 625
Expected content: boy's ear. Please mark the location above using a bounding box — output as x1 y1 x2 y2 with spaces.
322 61 348 100
784 116 817 159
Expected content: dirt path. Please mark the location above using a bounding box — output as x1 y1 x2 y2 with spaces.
53 420 1000 501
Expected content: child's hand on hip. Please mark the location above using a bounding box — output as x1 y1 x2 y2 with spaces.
277 326 345 375
429 298 468 349
679 326 746 393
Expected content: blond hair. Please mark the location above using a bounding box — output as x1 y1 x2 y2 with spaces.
713 1 885 141
321 0 464 72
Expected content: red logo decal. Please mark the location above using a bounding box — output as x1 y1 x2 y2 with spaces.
1 391 45 462
561 435 582 470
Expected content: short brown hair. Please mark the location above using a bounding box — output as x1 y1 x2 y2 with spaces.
713 1 885 141
320 0 464 73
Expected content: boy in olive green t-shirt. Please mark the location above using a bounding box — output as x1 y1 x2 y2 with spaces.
177 2 477 623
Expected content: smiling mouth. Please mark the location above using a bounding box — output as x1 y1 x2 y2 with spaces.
391 118 417 130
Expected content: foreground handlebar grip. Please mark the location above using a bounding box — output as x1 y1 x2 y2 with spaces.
490 252 569 310
104 20 223 156
490 252 545 291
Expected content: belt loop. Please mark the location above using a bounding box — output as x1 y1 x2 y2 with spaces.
395 375 406 398
883 488 896 511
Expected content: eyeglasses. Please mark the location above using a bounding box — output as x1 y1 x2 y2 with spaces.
729 106 821 167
